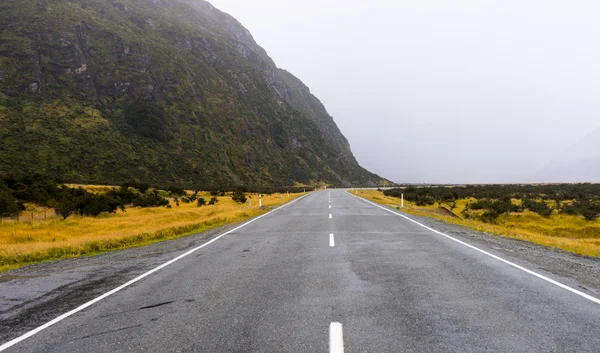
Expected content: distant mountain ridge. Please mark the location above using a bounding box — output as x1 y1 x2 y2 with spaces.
0 0 384 188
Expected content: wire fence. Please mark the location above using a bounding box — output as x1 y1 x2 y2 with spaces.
1 209 59 224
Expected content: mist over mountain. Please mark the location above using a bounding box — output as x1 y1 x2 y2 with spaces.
535 128 600 183
0 0 383 188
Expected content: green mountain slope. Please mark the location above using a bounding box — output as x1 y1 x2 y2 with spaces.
0 0 384 188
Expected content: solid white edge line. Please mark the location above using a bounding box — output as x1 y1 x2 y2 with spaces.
0 193 312 352
347 191 600 306
330 233 335 247
329 322 344 353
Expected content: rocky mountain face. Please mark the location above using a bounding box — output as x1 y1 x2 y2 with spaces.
0 0 383 188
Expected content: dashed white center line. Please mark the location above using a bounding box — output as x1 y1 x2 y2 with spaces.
329 205 331 209
329 322 344 353
329 233 335 247
329 214 332 219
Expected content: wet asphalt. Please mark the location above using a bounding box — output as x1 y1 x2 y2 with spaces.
1 190 600 352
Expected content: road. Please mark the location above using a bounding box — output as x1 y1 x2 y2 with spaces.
2 190 600 352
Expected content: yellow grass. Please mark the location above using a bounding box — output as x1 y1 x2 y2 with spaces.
0 192 304 271
356 190 600 258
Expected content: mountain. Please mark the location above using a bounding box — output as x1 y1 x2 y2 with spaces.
0 0 384 188
535 128 600 182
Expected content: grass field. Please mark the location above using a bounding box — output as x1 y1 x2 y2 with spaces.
355 189 600 258
0 191 304 271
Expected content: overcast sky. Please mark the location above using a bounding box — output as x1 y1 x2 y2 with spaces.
210 0 600 183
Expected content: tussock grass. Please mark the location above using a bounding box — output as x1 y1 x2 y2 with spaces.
357 190 600 258
0 192 303 271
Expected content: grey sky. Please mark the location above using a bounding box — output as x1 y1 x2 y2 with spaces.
210 0 600 183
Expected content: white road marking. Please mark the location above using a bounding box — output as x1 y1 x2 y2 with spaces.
329 214 332 219
330 233 335 247
0 194 312 352
348 192 600 306
329 322 344 353
329 205 332 209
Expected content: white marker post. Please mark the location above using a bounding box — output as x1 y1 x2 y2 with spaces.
401 194 404 208
259 195 262 208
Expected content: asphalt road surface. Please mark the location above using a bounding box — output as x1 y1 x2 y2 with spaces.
2 190 600 352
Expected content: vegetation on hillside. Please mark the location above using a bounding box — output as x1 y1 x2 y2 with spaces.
0 0 383 187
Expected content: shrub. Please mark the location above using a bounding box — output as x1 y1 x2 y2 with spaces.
197 197 207 207
208 197 219 205
231 191 247 204
523 198 553 218
562 200 599 221
166 185 185 197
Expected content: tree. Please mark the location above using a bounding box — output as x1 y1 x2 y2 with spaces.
55 195 77 220
0 181 20 216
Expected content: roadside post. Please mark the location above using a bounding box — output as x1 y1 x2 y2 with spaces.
401 194 404 207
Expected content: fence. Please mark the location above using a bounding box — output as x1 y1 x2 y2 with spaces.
1 209 58 224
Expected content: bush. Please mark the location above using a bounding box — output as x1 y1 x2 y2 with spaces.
197 197 207 207
523 198 553 218
208 197 219 205
78 194 121 217
132 190 170 207
231 191 247 204
562 200 599 221
166 185 185 197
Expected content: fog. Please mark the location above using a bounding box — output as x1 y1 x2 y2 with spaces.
210 0 600 184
